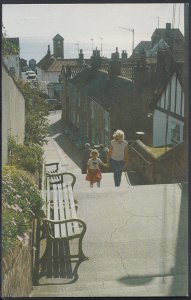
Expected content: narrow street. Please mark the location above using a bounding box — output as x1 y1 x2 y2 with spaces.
44 110 82 174
31 110 188 297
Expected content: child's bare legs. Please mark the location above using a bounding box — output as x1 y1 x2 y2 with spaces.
90 182 93 188
97 181 100 188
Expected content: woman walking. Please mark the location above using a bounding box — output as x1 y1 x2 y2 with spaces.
107 130 128 187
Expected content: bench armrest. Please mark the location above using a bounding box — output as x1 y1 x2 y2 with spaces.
45 162 59 172
42 217 87 240
46 172 76 188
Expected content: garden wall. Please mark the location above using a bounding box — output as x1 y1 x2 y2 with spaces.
2 236 33 297
2 65 25 166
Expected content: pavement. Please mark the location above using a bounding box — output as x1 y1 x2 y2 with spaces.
30 110 188 297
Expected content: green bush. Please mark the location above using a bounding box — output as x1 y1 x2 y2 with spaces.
8 135 43 174
16 80 49 146
2 166 43 257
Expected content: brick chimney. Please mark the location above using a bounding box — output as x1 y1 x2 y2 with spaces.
134 49 148 87
91 47 101 69
111 47 120 60
108 47 121 77
121 50 128 59
47 45 51 56
165 23 172 48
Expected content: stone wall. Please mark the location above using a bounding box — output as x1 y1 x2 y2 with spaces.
128 140 188 184
2 64 25 166
2 238 33 297
128 140 156 184
156 142 188 183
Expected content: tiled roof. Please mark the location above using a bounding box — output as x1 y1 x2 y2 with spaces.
70 66 133 110
149 62 184 109
133 41 151 53
36 54 55 71
47 59 80 72
151 28 184 41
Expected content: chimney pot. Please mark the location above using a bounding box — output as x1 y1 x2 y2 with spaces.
166 23 171 30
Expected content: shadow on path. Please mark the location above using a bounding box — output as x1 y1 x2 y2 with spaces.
48 118 82 168
32 218 86 286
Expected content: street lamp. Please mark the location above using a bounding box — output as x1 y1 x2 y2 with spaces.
118 26 134 55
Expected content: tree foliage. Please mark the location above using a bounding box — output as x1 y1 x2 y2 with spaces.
2 25 19 57
16 79 49 145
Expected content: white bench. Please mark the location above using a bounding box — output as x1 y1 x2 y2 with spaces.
41 170 88 261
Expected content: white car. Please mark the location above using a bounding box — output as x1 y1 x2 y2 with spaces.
27 73 36 79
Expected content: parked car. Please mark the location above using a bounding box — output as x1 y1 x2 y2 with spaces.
45 99 62 110
27 73 36 80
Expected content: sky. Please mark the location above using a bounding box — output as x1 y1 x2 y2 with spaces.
2 3 185 62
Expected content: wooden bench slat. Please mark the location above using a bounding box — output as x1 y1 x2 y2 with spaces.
67 185 80 235
53 185 61 238
62 183 74 237
46 179 51 219
57 183 67 238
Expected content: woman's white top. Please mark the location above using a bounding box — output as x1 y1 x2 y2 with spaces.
111 139 128 161
88 158 103 169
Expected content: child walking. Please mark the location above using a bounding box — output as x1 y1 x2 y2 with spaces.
86 149 107 188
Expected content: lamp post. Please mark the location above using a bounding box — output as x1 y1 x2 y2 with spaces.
118 26 134 55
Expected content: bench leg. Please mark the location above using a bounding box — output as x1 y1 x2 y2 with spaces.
78 224 89 260
32 218 41 285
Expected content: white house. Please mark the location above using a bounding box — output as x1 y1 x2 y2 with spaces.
152 70 185 147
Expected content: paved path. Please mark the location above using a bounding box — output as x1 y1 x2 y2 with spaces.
31 111 188 297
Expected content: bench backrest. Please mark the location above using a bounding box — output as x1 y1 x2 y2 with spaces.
44 181 80 239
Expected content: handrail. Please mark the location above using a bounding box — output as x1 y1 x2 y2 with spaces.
130 147 152 165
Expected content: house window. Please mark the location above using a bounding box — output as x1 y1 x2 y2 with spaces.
171 123 180 144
